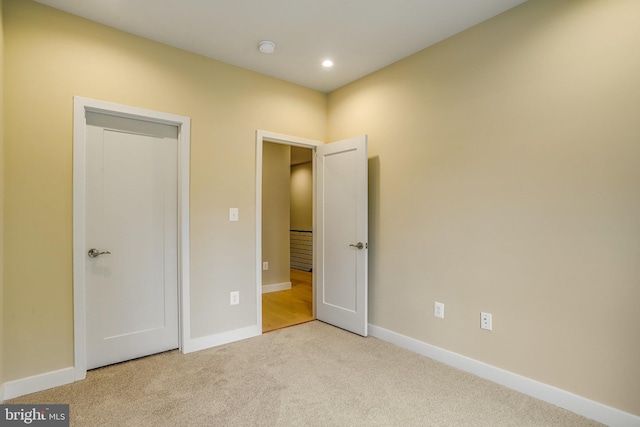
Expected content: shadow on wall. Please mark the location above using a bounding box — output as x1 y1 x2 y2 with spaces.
367 156 380 320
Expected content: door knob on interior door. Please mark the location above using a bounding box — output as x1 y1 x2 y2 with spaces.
349 242 365 250
88 248 112 258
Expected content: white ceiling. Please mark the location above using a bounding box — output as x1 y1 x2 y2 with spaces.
34 0 527 93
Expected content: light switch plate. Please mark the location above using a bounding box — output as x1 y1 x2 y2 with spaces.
229 208 239 222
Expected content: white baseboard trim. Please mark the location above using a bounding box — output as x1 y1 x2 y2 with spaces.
3 325 261 399
262 282 292 293
3 367 75 401
182 324 261 354
368 324 639 427
0 384 4 403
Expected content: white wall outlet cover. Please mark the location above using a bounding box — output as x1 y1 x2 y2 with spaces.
481 312 492 330
230 291 240 305
434 302 445 319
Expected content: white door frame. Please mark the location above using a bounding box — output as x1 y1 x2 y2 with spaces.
73 96 191 381
255 130 321 332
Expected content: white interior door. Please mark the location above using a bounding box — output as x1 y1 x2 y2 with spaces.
315 135 368 336
85 112 179 369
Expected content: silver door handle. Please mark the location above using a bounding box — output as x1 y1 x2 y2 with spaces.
349 242 365 250
88 248 112 258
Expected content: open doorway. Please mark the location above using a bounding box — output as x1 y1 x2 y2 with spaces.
262 143 314 332
256 130 369 336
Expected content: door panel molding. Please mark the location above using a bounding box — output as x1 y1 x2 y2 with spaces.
73 97 191 381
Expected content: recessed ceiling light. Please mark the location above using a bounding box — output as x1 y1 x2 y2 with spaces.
258 41 276 54
322 59 334 68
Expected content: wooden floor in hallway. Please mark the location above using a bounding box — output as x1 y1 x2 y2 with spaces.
262 269 314 333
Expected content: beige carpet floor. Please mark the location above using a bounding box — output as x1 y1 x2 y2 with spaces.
8 321 602 426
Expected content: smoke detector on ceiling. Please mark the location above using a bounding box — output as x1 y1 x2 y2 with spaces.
258 41 276 54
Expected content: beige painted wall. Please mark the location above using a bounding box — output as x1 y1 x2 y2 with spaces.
0 0 5 393
2 0 326 381
4 0 640 417
327 0 640 416
262 142 291 287
290 162 313 231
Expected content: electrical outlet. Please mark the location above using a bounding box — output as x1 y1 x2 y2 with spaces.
434 302 445 319
481 312 492 330
230 291 240 305
263 262 269 271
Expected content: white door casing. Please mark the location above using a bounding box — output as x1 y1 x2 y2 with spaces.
85 113 179 369
255 131 322 331
255 131 368 337
315 135 368 336
73 97 191 380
